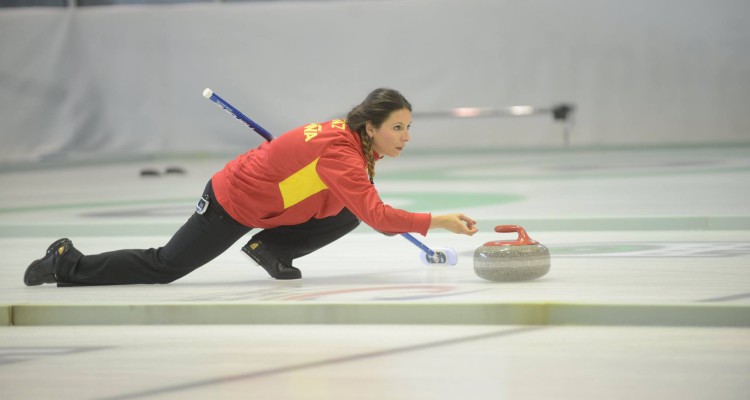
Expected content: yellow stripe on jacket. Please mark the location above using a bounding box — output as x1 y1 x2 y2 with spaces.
278 157 329 209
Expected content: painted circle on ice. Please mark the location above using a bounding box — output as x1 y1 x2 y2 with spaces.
548 242 750 258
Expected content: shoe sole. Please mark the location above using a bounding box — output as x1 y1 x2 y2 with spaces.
24 257 56 286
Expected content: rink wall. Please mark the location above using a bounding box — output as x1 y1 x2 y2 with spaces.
1 0 749 163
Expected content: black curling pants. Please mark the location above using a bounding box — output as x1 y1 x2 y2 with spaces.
55 180 360 285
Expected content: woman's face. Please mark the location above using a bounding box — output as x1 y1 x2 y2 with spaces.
367 108 412 158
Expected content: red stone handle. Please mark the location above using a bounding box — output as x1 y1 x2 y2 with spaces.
484 225 539 246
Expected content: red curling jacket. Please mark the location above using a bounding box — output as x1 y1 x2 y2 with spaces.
211 119 431 236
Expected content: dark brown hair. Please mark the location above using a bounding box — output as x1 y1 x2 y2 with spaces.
346 88 412 180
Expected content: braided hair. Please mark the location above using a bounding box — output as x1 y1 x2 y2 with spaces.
345 88 412 181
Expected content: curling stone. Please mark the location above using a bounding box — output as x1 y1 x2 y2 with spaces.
473 225 550 282
165 166 187 175
139 168 160 177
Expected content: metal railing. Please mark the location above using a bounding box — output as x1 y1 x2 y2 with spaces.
412 103 576 147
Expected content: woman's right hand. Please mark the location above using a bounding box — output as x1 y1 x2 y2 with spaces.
430 213 478 236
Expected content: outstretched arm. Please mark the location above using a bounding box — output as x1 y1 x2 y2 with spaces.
430 213 478 235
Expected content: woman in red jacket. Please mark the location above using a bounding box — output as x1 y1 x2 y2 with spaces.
24 88 478 286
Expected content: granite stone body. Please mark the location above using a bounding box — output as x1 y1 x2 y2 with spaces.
473 243 550 281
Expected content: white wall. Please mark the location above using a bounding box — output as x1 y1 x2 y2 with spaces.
1 0 749 163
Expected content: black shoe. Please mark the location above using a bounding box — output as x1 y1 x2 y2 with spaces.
241 240 301 280
24 238 73 286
